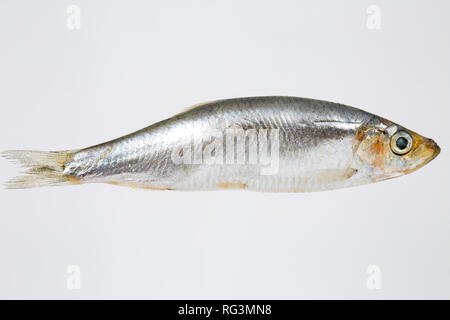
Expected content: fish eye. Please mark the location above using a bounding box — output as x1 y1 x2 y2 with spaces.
390 130 413 155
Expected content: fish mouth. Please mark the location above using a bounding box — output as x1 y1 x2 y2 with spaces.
428 139 441 161
404 137 440 174
421 138 441 164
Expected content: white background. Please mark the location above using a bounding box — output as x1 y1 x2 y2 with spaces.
0 0 449 299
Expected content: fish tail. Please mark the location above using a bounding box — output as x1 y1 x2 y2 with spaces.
2 149 81 189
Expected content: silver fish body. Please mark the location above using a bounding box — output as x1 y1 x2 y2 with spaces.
3 96 440 192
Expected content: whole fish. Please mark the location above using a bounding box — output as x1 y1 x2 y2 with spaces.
2 96 440 192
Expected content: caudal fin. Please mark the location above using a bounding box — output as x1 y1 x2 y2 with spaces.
2 150 80 189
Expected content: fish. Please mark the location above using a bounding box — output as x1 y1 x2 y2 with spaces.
2 96 440 192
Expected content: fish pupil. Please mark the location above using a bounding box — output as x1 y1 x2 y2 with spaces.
396 137 408 150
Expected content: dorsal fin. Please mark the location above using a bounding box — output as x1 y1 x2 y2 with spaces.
174 99 219 116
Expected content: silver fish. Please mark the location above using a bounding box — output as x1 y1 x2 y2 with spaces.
2 96 440 192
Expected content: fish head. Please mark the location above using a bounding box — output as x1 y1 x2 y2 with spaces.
354 117 440 182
